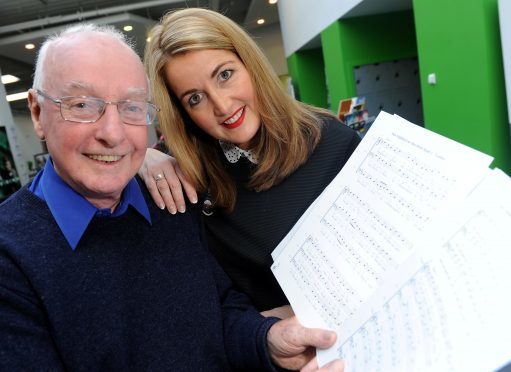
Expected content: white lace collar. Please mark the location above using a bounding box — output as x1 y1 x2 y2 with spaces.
219 140 258 164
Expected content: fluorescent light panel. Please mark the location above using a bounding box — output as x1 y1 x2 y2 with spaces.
1 74 20 84
6 91 28 102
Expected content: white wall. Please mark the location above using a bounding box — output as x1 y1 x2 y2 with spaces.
250 22 288 76
499 0 511 131
11 114 44 172
277 0 362 57
277 0 412 57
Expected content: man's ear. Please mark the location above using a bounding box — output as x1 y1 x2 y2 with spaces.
27 89 45 140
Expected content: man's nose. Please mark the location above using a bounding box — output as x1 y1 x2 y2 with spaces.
95 104 125 146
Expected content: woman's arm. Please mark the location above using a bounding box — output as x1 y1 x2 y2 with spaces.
139 148 198 214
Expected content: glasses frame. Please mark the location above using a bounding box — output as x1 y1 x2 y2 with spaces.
36 89 159 126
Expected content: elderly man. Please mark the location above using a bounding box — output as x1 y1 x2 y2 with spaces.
0 24 343 371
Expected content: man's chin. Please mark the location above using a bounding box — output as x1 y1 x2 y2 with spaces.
80 181 127 209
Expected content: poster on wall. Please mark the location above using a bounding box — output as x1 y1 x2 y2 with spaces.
0 127 21 202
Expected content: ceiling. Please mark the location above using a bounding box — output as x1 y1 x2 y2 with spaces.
0 0 280 114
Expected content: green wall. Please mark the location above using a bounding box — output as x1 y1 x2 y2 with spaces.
287 49 328 108
286 3 510 173
413 0 511 173
321 11 417 113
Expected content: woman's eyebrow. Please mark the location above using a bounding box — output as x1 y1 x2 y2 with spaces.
211 61 235 78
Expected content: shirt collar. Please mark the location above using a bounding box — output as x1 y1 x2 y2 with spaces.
219 140 258 164
29 157 151 250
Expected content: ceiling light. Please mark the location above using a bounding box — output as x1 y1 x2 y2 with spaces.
123 25 133 32
1 74 20 85
6 91 29 102
269 0 278 4
257 18 265 25
25 43 35 50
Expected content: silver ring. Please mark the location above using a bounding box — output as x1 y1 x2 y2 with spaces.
154 173 164 182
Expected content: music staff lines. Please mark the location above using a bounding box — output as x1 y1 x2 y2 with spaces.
356 137 456 229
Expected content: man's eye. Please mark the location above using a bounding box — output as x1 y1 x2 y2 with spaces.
188 93 203 106
126 103 143 113
219 69 233 81
68 99 91 110
75 102 88 109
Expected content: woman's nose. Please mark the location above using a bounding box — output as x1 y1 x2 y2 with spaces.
210 91 230 117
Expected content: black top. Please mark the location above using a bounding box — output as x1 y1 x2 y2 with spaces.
204 117 361 311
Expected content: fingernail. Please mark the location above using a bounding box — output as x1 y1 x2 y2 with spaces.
170 208 177 215
159 204 165 210
191 198 198 204
178 206 186 213
323 331 335 342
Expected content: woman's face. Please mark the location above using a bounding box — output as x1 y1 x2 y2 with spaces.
164 49 261 150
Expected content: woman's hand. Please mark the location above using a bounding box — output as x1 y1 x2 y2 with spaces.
139 148 198 214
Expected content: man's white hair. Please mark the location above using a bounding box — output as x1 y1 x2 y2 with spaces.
32 23 136 91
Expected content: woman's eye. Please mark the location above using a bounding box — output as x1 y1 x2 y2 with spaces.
219 69 233 81
188 93 203 106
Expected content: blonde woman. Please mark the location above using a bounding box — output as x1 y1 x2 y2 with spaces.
140 8 360 317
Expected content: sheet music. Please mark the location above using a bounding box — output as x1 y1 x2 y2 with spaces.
271 112 493 331
319 168 511 371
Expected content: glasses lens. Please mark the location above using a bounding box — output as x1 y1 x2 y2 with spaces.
60 97 104 122
119 101 156 125
57 96 157 125
145 104 158 125
119 101 147 125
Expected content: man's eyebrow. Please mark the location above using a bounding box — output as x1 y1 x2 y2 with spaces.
61 83 147 99
61 81 93 95
126 87 148 98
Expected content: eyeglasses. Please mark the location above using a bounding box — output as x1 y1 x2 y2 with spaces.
36 89 159 126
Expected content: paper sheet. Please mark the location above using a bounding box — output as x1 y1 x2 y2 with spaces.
271 112 493 331
320 169 511 371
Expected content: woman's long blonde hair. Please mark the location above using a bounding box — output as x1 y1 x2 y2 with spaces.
145 8 334 211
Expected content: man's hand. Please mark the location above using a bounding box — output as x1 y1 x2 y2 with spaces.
139 148 198 214
267 316 344 371
260 305 295 319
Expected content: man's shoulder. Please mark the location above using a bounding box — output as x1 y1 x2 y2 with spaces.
0 187 52 240
134 176 203 228
0 187 32 217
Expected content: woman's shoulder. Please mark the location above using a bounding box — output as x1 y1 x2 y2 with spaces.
317 114 361 148
320 115 342 130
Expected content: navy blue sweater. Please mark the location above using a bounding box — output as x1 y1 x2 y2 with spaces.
0 182 279 371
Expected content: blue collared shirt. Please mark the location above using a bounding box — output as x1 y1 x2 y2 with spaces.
29 157 151 250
